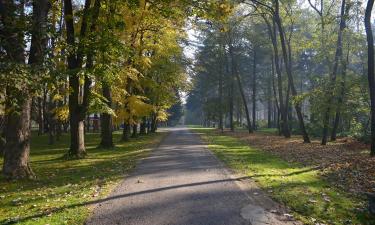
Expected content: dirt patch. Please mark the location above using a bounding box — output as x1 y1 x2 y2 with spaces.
219 130 375 195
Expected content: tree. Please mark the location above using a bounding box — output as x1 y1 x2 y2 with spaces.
99 82 114 148
321 0 348 145
1 0 50 179
273 0 310 143
263 15 291 138
63 0 102 158
365 0 375 155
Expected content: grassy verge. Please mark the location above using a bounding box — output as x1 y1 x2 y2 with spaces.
190 127 372 225
0 131 166 225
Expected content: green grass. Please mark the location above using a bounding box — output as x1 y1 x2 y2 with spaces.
0 131 166 225
190 127 373 225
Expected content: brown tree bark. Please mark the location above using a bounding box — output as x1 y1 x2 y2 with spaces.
122 123 131 141
3 97 34 179
132 124 138 138
151 113 157 133
365 0 375 155
64 0 86 157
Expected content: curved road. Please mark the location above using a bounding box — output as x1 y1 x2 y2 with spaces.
86 127 299 225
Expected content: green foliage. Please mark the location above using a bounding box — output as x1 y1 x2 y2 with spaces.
0 63 48 111
88 91 116 116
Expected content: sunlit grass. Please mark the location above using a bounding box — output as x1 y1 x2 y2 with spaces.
0 131 166 225
191 127 373 225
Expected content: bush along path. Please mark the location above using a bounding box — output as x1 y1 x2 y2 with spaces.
0 131 167 225
190 127 375 225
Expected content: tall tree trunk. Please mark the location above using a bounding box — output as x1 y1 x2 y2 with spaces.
274 0 310 143
69 112 85 156
228 62 234 131
132 124 138 138
151 113 157 133
218 70 224 131
230 45 252 133
271 56 281 132
86 115 90 133
236 98 241 124
64 0 85 157
37 97 44 135
99 0 116 146
100 82 114 148
264 16 290 138
3 98 34 179
277 104 281 134
122 122 131 141
331 47 349 141
267 73 272 129
48 119 56 145
140 117 147 135
321 0 347 145
365 0 375 156
48 100 56 145
285 82 291 131
64 0 101 157
252 49 257 130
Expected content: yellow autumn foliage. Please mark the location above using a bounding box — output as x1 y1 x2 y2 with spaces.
114 95 153 125
53 105 69 122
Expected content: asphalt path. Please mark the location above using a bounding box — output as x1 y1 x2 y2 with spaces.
86 127 299 225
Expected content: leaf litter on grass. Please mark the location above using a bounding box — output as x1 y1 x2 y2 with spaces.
225 130 375 196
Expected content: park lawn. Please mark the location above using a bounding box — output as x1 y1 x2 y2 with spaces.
190 127 374 225
0 131 166 225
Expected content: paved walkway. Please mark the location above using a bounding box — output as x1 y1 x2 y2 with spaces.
86 127 299 225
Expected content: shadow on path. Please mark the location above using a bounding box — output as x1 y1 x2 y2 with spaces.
1 176 250 224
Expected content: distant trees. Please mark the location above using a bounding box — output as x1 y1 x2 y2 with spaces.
186 0 375 154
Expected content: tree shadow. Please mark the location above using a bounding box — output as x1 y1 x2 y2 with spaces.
0 176 251 224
